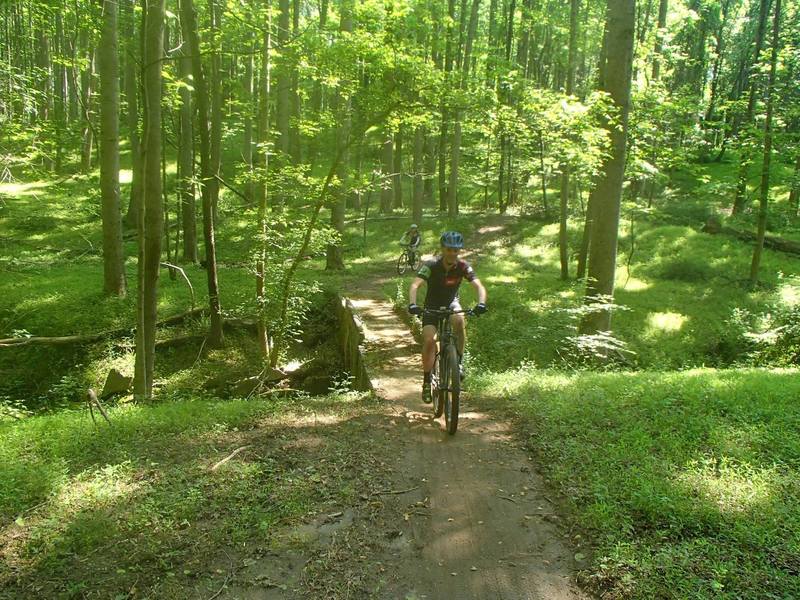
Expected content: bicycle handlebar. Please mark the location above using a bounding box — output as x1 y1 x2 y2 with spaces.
420 307 474 317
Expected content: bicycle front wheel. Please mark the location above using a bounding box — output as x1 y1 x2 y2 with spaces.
396 251 408 275
443 344 460 434
432 353 444 418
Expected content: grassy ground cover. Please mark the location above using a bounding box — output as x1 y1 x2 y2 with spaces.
0 391 393 599
471 367 800 599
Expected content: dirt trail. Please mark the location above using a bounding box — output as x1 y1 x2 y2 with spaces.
348 259 589 599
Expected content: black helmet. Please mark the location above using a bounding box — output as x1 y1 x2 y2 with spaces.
440 231 464 249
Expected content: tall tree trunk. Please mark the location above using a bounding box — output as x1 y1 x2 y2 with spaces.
576 193 595 280
516 0 533 75
99 0 126 297
539 131 548 213
275 0 291 209
393 128 404 210
704 0 732 125
380 131 394 214
498 134 507 213
243 38 255 204
66 8 79 123
485 0 498 88
789 154 800 215
123 0 142 229
559 0 579 280
732 0 770 215
35 14 52 128
423 133 436 206
325 0 353 271
207 0 222 222
438 0 457 212
80 38 96 173
256 7 272 358
289 0 301 162
308 0 329 164
579 0 635 336
380 133 393 213
749 0 781 286
134 0 166 399
177 24 197 262
497 0 517 214
412 126 425 226
437 119 449 212
53 11 66 172
448 0 481 219
181 0 224 348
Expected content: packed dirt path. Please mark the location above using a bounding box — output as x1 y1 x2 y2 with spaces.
349 271 590 600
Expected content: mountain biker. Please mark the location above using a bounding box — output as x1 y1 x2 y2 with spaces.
407 231 487 404
399 224 421 266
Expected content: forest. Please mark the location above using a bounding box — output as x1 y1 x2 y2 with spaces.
1 0 799 597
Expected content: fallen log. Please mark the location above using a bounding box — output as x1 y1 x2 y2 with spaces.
704 222 800 256
0 308 208 348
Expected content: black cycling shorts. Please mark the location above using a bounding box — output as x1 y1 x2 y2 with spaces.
421 300 463 329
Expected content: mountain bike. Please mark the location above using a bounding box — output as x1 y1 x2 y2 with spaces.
421 307 472 435
396 243 421 275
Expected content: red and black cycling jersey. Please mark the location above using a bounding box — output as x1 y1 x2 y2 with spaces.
416 257 476 308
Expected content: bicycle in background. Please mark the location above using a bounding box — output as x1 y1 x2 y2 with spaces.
396 243 421 275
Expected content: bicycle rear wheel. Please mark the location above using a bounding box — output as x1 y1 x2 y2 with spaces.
410 252 421 271
396 251 408 275
432 353 444 418
443 344 460 435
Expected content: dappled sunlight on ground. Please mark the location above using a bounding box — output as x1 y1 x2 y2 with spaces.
645 311 687 333
539 222 560 237
777 279 800 306
477 225 505 234
618 275 652 291
14 292 64 315
675 457 779 515
53 462 141 512
282 412 349 428
0 181 49 197
486 274 519 284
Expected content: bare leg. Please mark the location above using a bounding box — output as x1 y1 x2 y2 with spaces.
422 325 437 372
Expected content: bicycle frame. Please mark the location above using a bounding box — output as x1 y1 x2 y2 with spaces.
420 307 472 433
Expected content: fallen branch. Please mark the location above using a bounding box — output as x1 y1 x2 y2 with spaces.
705 224 800 256
161 262 196 309
0 308 207 348
210 446 251 471
206 549 234 600
87 389 112 427
371 486 420 496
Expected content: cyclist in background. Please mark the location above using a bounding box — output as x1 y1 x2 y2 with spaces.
399 224 421 266
407 231 487 403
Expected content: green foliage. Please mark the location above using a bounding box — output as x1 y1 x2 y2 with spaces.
655 256 716 282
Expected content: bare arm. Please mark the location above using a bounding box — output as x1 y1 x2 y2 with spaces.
470 278 487 304
409 277 426 305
